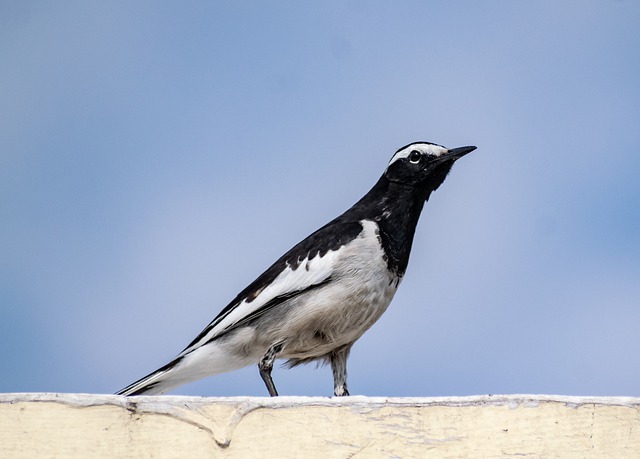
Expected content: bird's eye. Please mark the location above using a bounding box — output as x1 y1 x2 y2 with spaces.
408 150 421 164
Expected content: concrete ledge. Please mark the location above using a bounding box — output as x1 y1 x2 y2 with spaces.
1 393 639 458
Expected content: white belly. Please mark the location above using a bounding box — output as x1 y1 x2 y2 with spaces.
275 220 401 359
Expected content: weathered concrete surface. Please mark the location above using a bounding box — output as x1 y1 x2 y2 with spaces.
1 393 639 458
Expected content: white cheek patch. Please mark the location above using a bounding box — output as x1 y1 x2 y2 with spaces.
387 143 448 167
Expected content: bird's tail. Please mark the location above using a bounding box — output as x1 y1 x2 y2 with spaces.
116 358 184 396
116 341 258 396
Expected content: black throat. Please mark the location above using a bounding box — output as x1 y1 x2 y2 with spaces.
345 162 455 277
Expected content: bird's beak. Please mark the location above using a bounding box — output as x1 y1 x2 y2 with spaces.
443 145 477 161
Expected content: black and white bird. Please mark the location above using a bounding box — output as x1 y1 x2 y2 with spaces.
117 141 476 397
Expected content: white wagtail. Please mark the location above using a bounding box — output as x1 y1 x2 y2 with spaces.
117 141 476 396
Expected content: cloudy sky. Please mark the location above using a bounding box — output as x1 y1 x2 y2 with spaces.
2 1 639 398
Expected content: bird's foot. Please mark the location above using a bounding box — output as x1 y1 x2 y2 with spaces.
333 385 350 397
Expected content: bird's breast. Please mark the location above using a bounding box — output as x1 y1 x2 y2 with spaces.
279 220 401 359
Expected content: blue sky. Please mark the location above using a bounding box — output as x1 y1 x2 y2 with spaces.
2 1 639 397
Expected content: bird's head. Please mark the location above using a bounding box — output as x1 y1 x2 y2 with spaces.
384 142 476 191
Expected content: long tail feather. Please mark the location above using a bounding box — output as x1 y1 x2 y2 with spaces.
116 357 184 396
116 341 258 396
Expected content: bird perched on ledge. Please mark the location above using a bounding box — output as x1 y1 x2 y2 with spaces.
117 141 476 397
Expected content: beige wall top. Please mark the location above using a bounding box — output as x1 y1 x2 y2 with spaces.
1 393 639 458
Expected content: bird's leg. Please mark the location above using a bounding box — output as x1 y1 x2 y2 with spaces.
330 344 352 396
258 341 284 397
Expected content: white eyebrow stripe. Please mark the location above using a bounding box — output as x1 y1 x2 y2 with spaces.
387 143 448 167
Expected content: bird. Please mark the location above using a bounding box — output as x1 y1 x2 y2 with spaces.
117 141 476 397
